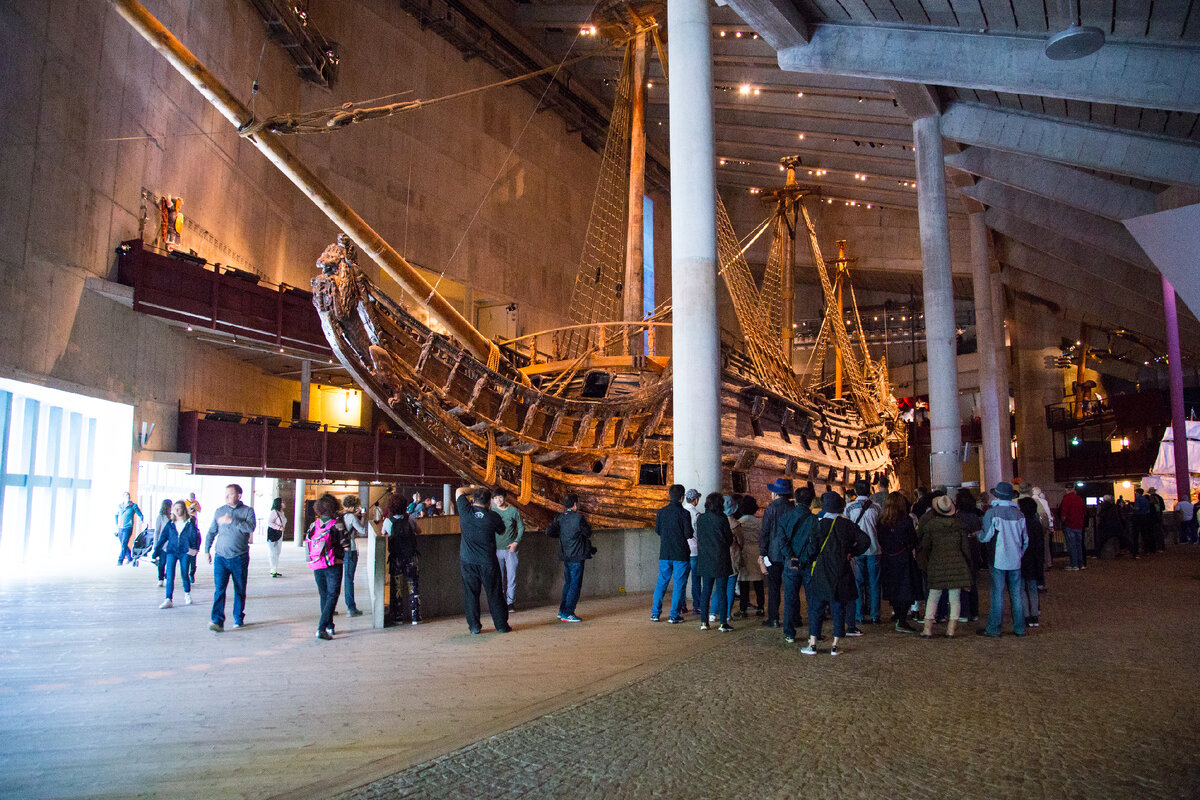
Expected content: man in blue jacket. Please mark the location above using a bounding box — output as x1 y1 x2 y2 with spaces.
978 481 1029 638
115 492 144 566
651 484 693 624
546 492 593 622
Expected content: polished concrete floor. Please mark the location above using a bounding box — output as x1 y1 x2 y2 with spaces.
2 543 1199 799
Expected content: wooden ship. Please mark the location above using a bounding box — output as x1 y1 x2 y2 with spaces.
114 0 902 529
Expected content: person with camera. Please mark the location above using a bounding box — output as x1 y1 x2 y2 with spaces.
546 492 594 623
455 485 511 635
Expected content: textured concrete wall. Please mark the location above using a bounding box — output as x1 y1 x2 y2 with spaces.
0 0 625 456
401 528 661 620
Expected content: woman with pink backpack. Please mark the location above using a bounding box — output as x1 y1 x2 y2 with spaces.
306 493 348 640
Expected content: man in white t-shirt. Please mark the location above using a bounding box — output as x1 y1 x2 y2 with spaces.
1176 493 1197 544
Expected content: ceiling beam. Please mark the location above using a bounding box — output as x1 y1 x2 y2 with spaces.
719 0 809 49
648 107 915 146
943 146 1157 221
885 81 941 121
963 180 1154 270
939 102 1200 188
775 22 1200 112
716 138 914 170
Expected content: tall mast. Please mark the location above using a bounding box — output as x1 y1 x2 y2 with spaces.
834 240 848 399
109 0 496 364
623 30 649 355
780 163 797 367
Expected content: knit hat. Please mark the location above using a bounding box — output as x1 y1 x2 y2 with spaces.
991 481 1016 500
723 496 739 516
767 478 794 495
933 494 956 515
684 488 701 503
820 491 845 514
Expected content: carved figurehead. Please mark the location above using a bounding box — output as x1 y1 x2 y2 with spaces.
313 232 364 320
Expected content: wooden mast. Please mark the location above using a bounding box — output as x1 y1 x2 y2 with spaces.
623 30 649 356
108 0 496 364
834 240 848 399
780 163 797 368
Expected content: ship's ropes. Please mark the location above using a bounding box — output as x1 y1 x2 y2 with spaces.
556 44 634 360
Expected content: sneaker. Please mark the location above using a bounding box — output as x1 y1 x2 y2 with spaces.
650 615 660 622
894 621 916 633
232 622 243 629
957 616 969 623
762 620 780 628
755 609 764 617
562 615 582 623
325 626 334 636
800 644 817 655
719 623 734 632
497 625 513 633
1029 616 1040 627
709 614 717 623
976 629 1001 638
159 598 173 609
469 628 482 635
785 636 796 643
316 630 332 640
183 593 192 605
208 622 223 632
157 580 165 587
557 613 567 621
868 617 882 625
830 645 839 656
845 628 864 637
507 604 516 613
699 622 710 631
348 609 363 618
667 617 684 624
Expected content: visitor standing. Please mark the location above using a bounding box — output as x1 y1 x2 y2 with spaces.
799 492 870 656
266 497 286 578
185 493 201 583
203 484 256 632
777 485 816 643
1131 487 1151 557
695 493 734 632
916 495 971 639
154 500 198 608
846 479 881 627
953 488 983 623
684 488 701 614
454 486 511 635
492 488 525 612
1059 484 1086 571
759 478 794 628
153 499 172 586
384 493 421 625
306 493 346 640
546 492 593 622
1176 492 1197 544
876 491 918 633
733 496 764 619
651 484 693 624
978 482 1029 638
1018 496 1045 628
114 492 144 566
341 495 367 617
1147 487 1166 552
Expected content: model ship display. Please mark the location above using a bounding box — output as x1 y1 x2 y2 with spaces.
114 0 901 528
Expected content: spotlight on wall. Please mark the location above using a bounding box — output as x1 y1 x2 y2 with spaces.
138 421 156 447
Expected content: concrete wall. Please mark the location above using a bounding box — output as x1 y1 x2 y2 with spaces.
394 528 662 621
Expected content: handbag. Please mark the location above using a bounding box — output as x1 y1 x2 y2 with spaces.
267 527 283 543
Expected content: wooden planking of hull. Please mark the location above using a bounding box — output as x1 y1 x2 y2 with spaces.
313 248 893 529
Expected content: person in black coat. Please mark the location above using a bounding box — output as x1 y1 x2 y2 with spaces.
758 478 794 628
875 491 919 633
695 492 735 632
651 484 694 623
546 492 593 622
1018 497 1046 628
454 485 511 635
798 491 870 656
777 485 816 643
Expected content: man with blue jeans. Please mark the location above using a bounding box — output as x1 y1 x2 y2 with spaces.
978 481 1028 638
1058 484 1086 571
342 494 368 617
846 480 881 626
778 485 816 643
204 484 257 632
115 493 144 566
652 484 693 624
547 492 592 622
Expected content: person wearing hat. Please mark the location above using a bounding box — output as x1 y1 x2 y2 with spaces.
978 482 1029 637
758 477 794 628
915 495 972 638
846 479 882 629
651 485 694 624
797 491 871 656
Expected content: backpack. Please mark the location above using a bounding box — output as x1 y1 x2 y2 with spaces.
306 517 339 570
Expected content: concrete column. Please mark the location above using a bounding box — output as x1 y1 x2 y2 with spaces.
1163 275 1190 504
990 271 1013 482
667 0 722 495
913 115 962 490
366 529 386 629
443 483 453 515
295 359 312 546
970 213 1003 490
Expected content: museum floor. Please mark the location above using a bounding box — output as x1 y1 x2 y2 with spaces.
2 543 1198 800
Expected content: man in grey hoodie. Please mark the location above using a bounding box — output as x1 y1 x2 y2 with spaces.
204 484 257 632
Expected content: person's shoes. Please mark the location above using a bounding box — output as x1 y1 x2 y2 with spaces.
719 623 734 632
784 635 796 643
692 608 702 615
667 617 684 624
271 571 280 578
845 627 864 637
957 616 969 623
708 614 717 623
326 625 334 636
1029 616 1040 627
699 622 710 631
348 609 363 618
969 616 979 622
920 633 934 639
650 614 660 622
411 619 420 626
732 611 746 619
1064 566 1078 571
829 644 839 656
507 604 515 613
755 609 764 617
1014 630 1027 637
469 628 482 635
208 622 224 632
762 620 780 628
895 621 916 633
935 617 948 624
679 605 690 614
497 625 513 633
157 580 165 587
159 598 173 609
1080 565 1087 570
800 644 817 655
232 622 243 629
868 617 882 625
316 630 332 640
562 615 582 623
557 613 567 621
976 629 1001 638
183 593 192 605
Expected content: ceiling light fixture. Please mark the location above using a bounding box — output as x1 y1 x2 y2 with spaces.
1045 0 1104 60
